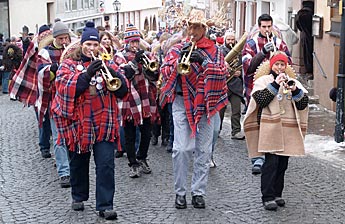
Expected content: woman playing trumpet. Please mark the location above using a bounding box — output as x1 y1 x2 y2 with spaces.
244 51 309 211
51 21 128 220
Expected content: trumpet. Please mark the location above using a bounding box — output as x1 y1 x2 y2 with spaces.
90 51 122 91
141 53 159 72
177 39 196 75
279 70 295 94
265 32 277 56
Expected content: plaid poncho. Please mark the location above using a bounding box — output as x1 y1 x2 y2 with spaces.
51 58 125 153
159 37 228 135
118 48 158 126
36 43 63 126
9 41 39 105
242 33 291 102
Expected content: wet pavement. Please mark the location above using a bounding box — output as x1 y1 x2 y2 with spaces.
1 92 345 223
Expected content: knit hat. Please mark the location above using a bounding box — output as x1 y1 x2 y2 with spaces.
39 25 50 35
216 36 224 45
81 21 99 43
270 53 288 68
124 24 140 43
53 21 69 38
37 24 52 42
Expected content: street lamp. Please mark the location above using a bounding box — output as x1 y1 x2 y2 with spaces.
112 0 121 32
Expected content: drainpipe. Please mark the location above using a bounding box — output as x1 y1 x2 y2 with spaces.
335 0 345 142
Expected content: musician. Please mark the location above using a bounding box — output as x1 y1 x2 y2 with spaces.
159 9 228 209
36 22 71 188
51 21 128 220
151 32 172 149
242 13 291 175
220 31 245 140
117 24 159 178
243 52 308 210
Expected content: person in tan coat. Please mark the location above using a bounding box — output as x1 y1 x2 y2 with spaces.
243 51 309 210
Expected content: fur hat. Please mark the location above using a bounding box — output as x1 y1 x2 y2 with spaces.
53 21 69 38
81 21 99 43
187 9 208 27
124 24 141 43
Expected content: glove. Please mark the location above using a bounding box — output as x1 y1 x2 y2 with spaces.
86 60 102 78
179 43 192 62
50 63 59 74
189 51 205 65
123 64 136 80
107 66 118 78
262 42 274 55
134 50 145 63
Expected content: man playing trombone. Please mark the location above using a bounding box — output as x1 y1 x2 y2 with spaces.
242 13 292 175
159 9 228 209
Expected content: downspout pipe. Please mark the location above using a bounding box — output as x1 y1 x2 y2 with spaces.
335 0 345 142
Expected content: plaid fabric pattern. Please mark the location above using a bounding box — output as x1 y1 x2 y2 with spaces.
36 44 63 126
160 37 228 135
52 59 122 153
120 49 158 126
242 33 291 101
9 41 38 105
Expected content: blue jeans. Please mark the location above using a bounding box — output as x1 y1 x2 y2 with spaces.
212 112 221 153
51 118 70 177
35 109 51 153
252 156 265 167
69 141 115 211
2 71 10 93
172 95 214 196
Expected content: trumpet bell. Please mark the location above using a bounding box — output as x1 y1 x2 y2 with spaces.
106 77 122 91
177 63 191 75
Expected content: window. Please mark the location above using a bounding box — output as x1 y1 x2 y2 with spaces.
71 0 77 10
84 0 89 9
65 0 70 11
90 0 95 8
327 5 341 36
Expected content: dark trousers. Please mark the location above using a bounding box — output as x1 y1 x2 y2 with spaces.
261 153 289 202
69 141 115 211
124 117 152 166
152 101 171 141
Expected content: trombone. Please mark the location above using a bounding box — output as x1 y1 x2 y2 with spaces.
177 40 196 75
90 51 122 92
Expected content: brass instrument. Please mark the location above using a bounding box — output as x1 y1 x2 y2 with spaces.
265 32 277 57
142 52 159 72
224 32 248 83
90 51 122 91
177 40 196 75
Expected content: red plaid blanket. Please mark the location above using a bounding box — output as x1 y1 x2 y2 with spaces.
160 37 228 135
9 41 38 106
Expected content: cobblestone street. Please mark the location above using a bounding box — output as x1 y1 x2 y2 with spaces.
1 93 345 223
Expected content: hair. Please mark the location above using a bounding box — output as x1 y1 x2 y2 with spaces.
258 14 273 26
96 26 106 32
99 31 114 45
